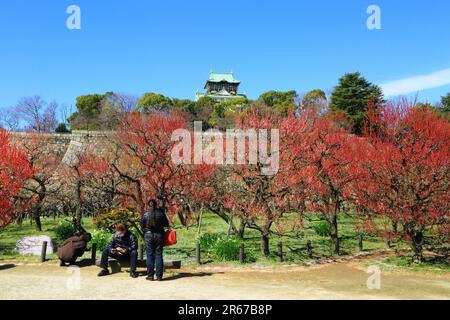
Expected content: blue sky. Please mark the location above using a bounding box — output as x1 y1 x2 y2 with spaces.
0 0 449 115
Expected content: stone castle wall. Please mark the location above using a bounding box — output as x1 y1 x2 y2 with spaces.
9 131 115 166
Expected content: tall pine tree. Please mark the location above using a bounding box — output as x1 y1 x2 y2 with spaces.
440 92 450 113
329 72 384 134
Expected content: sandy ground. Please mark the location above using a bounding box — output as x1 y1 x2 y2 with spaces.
0 261 449 300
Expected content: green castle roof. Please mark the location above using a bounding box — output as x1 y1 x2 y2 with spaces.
208 70 241 84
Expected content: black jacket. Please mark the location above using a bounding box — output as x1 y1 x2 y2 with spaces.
141 209 169 234
107 231 137 254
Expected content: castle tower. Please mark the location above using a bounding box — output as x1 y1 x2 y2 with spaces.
195 70 247 102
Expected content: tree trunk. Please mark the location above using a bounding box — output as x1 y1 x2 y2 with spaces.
306 240 313 258
411 231 424 264
34 212 42 232
197 206 204 238
17 215 23 226
386 234 392 248
261 232 270 257
33 205 42 232
210 209 238 234
329 213 340 255
73 178 83 232
392 221 398 234
227 215 233 238
177 212 187 227
237 220 246 239
277 242 284 262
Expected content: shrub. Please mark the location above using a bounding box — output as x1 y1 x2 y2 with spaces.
53 220 77 243
198 233 221 252
312 220 331 237
213 237 240 261
199 233 249 262
93 208 142 235
89 229 112 251
243 246 258 263
55 123 71 133
129 226 143 242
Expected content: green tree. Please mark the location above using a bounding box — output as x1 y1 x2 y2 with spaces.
208 98 249 129
171 98 198 128
76 94 104 118
69 92 121 130
302 89 327 113
55 123 71 133
440 92 450 113
194 97 217 130
96 92 121 130
68 93 105 130
208 103 226 128
257 90 297 115
172 98 196 114
329 72 384 134
137 93 172 113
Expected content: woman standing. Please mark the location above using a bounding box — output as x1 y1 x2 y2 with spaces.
141 198 169 281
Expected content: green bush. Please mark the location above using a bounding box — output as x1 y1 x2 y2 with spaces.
93 208 142 236
199 233 247 262
198 233 222 252
129 226 143 242
53 220 77 243
312 220 331 237
213 237 240 261
89 229 112 251
55 123 71 133
243 246 257 263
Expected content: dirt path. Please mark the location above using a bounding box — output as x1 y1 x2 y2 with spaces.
0 261 449 300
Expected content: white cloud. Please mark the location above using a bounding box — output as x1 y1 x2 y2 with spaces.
380 68 450 97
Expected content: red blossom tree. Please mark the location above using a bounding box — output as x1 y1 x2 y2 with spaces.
223 108 303 256
284 112 365 255
18 134 63 231
357 100 450 262
109 112 189 221
75 112 219 229
58 144 117 231
0 129 33 229
173 162 218 230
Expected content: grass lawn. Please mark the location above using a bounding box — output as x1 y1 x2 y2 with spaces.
0 217 94 262
364 256 450 273
0 211 413 266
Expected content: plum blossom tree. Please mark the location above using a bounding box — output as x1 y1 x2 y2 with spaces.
283 111 364 255
18 134 63 231
0 129 33 229
223 108 302 256
358 100 450 262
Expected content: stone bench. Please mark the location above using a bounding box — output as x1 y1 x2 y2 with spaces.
95 258 181 273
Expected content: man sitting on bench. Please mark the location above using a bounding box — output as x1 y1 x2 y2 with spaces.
98 223 138 278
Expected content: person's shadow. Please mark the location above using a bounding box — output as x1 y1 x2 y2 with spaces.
161 272 219 281
0 264 15 271
134 271 219 280
67 259 95 268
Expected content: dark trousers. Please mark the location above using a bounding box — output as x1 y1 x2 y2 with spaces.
100 248 137 274
144 232 164 279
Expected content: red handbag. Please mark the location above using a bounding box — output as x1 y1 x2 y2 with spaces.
164 230 177 247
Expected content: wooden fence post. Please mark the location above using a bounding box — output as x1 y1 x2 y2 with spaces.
358 234 363 253
277 242 284 262
40 241 47 263
196 242 201 265
239 243 245 264
91 243 97 264
306 240 313 259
